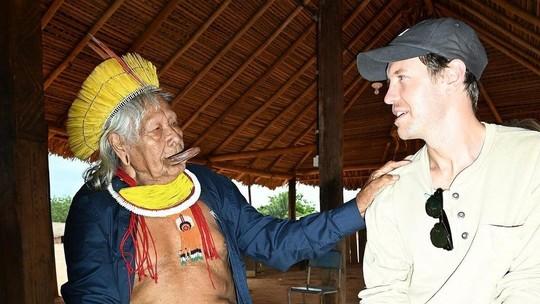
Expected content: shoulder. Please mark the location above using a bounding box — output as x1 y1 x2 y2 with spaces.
69 179 126 220
490 123 540 149
384 146 428 183
63 182 127 246
367 148 428 221
487 124 540 169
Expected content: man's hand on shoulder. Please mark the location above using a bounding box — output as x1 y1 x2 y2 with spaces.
356 160 411 217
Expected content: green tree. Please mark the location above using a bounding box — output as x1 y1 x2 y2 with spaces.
256 192 316 219
51 196 72 223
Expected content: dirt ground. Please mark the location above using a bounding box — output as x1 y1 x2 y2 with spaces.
248 264 365 304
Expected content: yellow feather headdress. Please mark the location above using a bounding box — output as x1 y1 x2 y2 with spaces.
67 51 159 160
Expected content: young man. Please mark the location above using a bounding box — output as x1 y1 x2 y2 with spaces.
355 18 540 303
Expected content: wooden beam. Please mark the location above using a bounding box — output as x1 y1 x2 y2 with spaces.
238 0 378 154
288 178 296 220
344 81 370 113
319 3 346 298
424 0 434 16
246 100 317 183
170 0 275 108
299 176 369 184
268 16 394 169
294 149 314 171
297 90 377 175
343 0 372 29
277 75 371 171
210 163 293 179
450 0 540 57
466 0 540 43
209 0 378 154
237 0 393 154
1 0 56 301
191 23 315 148
483 36 540 75
318 2 344 301
479 83 503 123
209 145 315 162
264 11 403 173
489 0 540 28
158 0 231 76
345 0 401 55
436 4 540 76
44 0 126 89
129 0 183 52
230 4 401 183
269 103 316 159
213 56 317 153
247 181 252 205
242 83 317 153
295 0 317 20
273 7 406 158
41 0 64 30
477 28 540 76
297 163 383 176
183 4 305 131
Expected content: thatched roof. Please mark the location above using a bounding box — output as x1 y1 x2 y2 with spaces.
43 0 540 189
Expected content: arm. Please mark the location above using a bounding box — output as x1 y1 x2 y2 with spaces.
61 192 124 304
358 189 412 304
224 161 407 271
233 186 362 271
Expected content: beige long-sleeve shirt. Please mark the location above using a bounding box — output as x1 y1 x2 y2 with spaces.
359 123 540 304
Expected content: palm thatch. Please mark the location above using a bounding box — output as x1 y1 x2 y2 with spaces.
43 0 540 189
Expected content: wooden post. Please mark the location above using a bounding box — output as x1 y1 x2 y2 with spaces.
288 177 297 220
245 179 257 277
318 0 345 303
247 178 253 205
0 0 57 303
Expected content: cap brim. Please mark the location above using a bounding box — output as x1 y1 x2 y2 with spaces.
356 44 431 81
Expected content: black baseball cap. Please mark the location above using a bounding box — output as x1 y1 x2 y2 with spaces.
356 18 487 81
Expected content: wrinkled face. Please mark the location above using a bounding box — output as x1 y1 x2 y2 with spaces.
384 57 446 140
127 101 184 185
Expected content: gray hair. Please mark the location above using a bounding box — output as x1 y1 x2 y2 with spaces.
84 89 172 189
419 53 480 110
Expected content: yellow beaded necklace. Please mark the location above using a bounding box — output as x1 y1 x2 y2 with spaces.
108 169 201 217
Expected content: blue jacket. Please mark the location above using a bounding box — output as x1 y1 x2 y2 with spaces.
61 164 365 303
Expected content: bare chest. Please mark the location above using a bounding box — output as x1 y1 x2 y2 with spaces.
131 201 236 304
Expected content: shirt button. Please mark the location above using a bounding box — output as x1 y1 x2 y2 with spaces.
461 232 469 239
457 211 465 218
452 192 460 199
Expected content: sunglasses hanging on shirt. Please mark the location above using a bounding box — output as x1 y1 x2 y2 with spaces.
425 188 454 251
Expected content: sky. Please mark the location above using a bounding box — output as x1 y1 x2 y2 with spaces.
48 154 358 210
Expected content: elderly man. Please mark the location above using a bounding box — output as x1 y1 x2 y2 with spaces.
356 18 540 303
60 49 404 303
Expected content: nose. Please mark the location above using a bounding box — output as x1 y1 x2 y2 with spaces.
384 82 397 105
166 124 183 148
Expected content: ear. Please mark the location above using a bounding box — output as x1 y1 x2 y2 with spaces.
445 59 466 88
108 133 130 166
